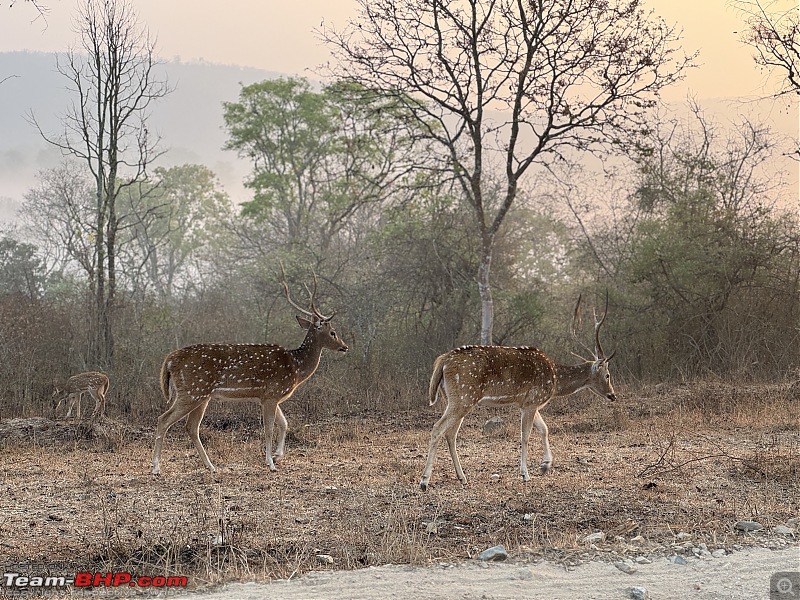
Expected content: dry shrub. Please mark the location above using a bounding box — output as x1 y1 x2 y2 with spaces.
731 443 800 485
0 416 134 451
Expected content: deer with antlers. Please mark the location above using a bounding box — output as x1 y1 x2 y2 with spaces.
54 371 110 420
152 268 348 475
419 295 616 491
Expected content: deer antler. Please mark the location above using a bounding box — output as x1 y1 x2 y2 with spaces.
571 292 615 362
593 291 615 361
570 293 597 361
279 262 334 322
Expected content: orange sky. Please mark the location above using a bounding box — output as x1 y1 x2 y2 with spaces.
0 0 795 101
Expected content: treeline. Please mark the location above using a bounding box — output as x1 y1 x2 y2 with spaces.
0 78 797 423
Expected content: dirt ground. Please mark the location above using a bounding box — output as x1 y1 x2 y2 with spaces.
0 381 798 597
194 546 800 600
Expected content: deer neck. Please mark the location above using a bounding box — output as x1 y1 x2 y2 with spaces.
552 362 594 397
289 329 324 382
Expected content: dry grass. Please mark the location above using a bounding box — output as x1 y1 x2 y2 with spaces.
0 380 798 591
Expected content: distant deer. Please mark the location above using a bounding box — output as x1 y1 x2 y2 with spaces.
54 371 110 419
419 295 616 491
152 269 348 475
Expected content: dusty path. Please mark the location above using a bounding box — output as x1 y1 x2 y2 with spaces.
194 546 799 600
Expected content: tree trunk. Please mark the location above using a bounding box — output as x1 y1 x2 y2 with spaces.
104 195 117 368
478 233 494 345
94 173 106 368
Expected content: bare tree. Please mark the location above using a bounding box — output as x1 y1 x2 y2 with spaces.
323 0 694 344
734 0 800 97
22 161 98 278
7 0 49 22
29 0 169 368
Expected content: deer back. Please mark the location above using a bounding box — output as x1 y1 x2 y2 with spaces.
440 346 558 404
65 371 109 394
162 344 299 401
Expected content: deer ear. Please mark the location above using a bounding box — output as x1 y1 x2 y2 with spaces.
296 315 312 329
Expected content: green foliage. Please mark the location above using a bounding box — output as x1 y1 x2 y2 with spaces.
590 108 800 379
0 236 45 299
118 163 234 302
223 76 427 255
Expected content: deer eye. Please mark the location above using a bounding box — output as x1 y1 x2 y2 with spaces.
330 331 336 337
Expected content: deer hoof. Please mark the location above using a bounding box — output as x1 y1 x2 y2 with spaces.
540 462 552 475
419 480 429 492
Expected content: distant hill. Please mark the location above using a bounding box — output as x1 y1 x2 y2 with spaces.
1 51 796 225
0 51 287 221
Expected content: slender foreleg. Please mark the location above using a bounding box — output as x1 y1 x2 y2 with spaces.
534 410 552 474
520 406 536 481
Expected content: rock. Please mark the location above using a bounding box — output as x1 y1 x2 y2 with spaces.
670 555 688 565
614 561 637 574
630 586 650 600
711 549 726 558
635 556 652 564
483 416 505 435
294 516 311 524
316 554 334 565
733 520 763 532
676 532 692 541
772 525 795 536
630 535 645 545
490 473 500 482
582 532 605 544
523 513 535 522
478 545 508 562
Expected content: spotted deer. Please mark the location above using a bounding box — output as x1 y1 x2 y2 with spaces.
419 296 616 491
152 270 348 475
54 371 110 419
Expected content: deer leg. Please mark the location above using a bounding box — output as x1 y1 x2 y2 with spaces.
97 387 106 418
420 400 469 491
66 392 80 419
273 405 288 460
262 400 280 472
520 406 536 482
153 394 202 475
534 410 553 474
444 415 467 485
185 398 214 472
87 388 104 419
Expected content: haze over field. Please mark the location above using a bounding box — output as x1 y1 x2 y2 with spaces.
0 0 797 223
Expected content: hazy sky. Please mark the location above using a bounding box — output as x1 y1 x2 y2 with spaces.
0 0 796 102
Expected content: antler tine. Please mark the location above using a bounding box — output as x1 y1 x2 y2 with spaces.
593 291 609 359
279 261 315 318
570 293 596 361
570 293 583 338
306 270 334 322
